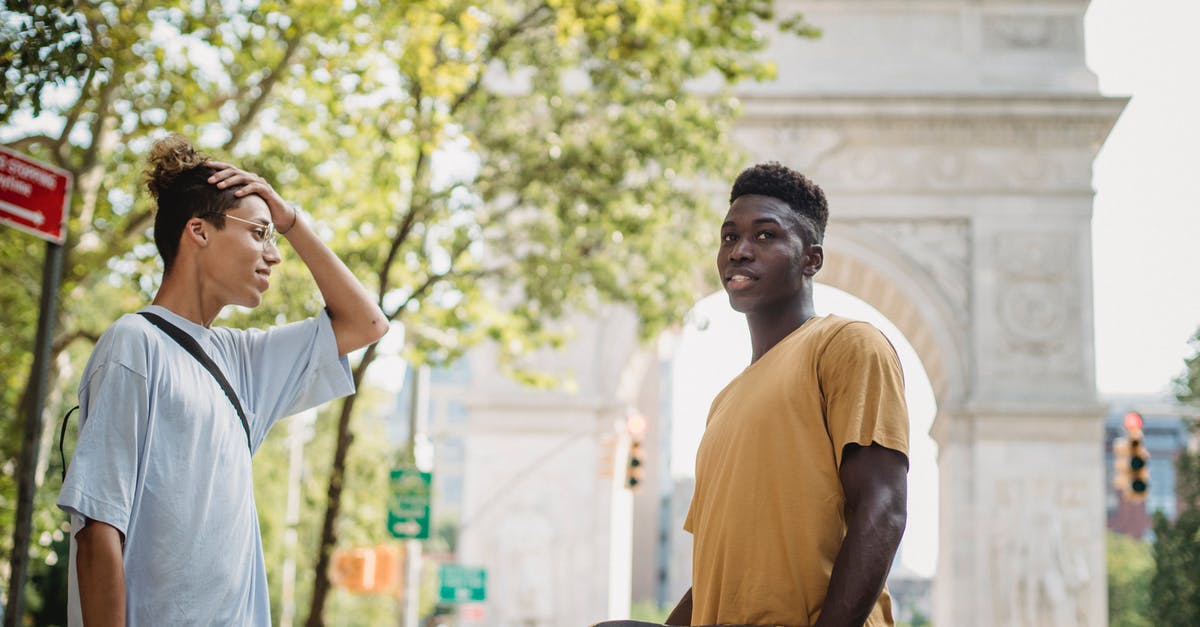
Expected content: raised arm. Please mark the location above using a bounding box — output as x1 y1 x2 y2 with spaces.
208 163 388 355
76 519 126 627
814 442 908 627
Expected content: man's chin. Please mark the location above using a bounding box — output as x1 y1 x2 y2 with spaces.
235 293 264 309
726 293 749 313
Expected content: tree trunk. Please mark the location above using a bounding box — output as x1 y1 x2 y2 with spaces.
303 342 379 627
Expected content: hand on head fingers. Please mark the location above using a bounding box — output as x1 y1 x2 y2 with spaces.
213 171 267 191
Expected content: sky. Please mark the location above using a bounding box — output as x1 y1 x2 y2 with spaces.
1087 0 1200 395
670 0 1200 579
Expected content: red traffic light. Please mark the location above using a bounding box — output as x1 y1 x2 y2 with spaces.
626 412 647 438
1124 411 1144 432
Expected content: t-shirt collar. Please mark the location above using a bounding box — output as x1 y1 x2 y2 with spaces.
139 304 213 342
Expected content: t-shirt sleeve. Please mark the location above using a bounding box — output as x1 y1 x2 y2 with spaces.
224 308 354 447
818 321 910 468
57 360 150 536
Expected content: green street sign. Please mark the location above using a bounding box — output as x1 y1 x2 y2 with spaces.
438 564 487 603
388 467 432 539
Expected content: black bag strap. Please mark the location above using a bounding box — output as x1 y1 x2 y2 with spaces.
137 311 253 453
59 405 79 483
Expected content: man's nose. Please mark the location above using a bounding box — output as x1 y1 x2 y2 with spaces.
729 238 754 261
263 241 282 265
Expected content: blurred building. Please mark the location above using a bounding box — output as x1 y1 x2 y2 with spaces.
1104 394 1197 540
420 306 662 627
888 556 934 627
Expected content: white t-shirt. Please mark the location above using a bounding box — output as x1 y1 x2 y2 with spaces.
57 305 354 626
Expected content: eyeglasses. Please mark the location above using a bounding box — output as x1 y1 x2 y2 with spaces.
212 213 278 251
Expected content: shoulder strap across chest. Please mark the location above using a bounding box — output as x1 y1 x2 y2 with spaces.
137 311 253 452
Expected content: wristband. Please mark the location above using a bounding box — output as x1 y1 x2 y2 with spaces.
278 204 300 235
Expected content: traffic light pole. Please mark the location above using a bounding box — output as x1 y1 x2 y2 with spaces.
5 241 65 627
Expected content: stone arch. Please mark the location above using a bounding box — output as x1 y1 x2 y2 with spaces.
820 228 967 409
442 3 1128 626
723 1 1125 622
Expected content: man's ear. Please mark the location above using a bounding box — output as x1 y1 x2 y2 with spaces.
803 244 824 276
184 217 210 248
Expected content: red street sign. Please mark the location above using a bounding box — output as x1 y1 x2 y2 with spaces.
0 146 73 244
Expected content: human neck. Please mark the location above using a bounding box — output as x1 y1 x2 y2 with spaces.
745 302 816 363
152 267 223 328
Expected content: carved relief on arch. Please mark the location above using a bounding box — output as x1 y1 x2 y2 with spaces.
990 231 1085 382
843 218 972 329
806 144 1086 193
982 14 1081 52
731 122 843 173
988 475 1094 627
733 118 1103 193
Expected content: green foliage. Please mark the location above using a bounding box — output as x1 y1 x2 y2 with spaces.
1107 531 1153 627
1148 428 1200 627
1176 329 1200 406
1149 332 1200 626
0 0 92 117
1150 504 1200 626
630 599 671 622
251 389 400 623
2 0 815 622
895 613 930 627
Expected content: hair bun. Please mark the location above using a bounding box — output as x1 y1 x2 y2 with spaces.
145 134 208 200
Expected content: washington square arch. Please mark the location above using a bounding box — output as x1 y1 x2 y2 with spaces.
423 1 1125 626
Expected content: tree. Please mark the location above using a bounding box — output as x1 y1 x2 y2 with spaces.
2 1 316 618
0 0 92 117
1106 530 1153 627
277 3 818 622
1149 330 1200 625
1148 440 1200 626
1176 328 1200 407
2 1 817 623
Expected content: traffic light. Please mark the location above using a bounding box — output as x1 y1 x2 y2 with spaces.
624 411 647 491
1112 412 1151 502
626 439 644 490
1126 413 1150 501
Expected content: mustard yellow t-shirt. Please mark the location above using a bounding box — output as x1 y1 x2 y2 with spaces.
684 315 909 627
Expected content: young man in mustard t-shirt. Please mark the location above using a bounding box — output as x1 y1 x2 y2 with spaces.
667 163 910 627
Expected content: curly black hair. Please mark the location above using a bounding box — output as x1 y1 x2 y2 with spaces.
145 134 244 273
730 162 828 245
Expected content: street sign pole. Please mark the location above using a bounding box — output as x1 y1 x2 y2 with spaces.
404 538 421 627
5 240 65 627
1 147 71 627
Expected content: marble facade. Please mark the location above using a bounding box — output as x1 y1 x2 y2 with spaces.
437 1 1122 625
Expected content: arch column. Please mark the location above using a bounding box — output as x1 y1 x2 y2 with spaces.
733 93 1123 626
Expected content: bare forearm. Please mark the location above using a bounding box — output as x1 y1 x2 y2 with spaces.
282 214 387 354
76 522 126 627
209 164 388 353
817 443 909 627
815 504 905 626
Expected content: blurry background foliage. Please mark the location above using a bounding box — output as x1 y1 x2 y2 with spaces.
1104 332 1200 627
0 0 816 623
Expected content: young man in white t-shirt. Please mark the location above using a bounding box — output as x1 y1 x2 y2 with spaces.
57 135 388 626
